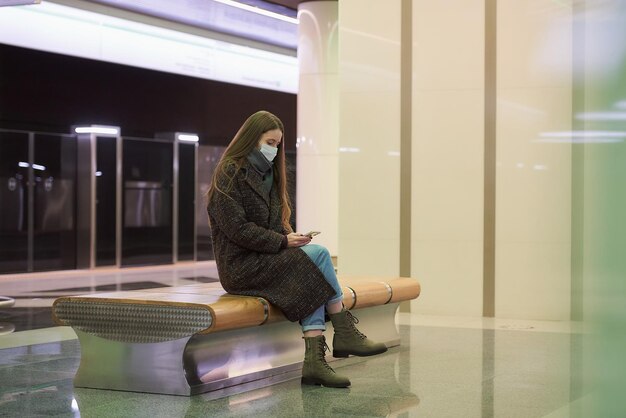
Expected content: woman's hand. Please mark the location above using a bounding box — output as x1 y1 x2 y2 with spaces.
286 232 311 248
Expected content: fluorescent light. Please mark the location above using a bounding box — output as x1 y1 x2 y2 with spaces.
534 138 623 144
387 151 400 157
339 147 360 153
17 162 46 170
213 0 298 24
539 131 626 138
0 0 41 5
535 131 626 143
0 2 297 94
74 126 119 135
177 134 199 142
576 112 626 121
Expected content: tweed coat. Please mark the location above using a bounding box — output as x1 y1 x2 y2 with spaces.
207 159 335 322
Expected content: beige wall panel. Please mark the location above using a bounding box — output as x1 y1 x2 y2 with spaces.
496 0 572 320
412 90 484 241
340 238 399 278
410 0 485 316
495 241 570 319
498 0 573 89
338 0 401 277
412 0 484 90
338 92 400 243
411 90 484 316
411 240 483 316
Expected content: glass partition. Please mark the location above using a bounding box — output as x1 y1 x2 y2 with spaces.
196 145 225 261
177 142 196 261
122 138 173 266
95 135 118 267
0 131 29 273
0 130 77 273
33 133 76 271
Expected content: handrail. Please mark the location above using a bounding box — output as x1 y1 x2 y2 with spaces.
0 296 15 308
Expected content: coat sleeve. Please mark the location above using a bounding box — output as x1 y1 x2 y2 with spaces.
208 168 286 254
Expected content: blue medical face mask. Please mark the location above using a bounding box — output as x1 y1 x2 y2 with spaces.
260 143 278 162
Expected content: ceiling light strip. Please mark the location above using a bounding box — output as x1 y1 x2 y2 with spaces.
212 0 298 24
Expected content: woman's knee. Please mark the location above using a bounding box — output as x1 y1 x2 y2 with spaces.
302 244 330 260
311 244 331 260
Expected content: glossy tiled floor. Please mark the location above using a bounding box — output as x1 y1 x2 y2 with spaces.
0 264 589 417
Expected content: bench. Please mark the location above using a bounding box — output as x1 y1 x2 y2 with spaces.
52 276 421 396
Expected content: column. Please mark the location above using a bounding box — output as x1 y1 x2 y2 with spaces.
296 1 339 255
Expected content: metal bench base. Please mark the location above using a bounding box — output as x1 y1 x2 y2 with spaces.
73 303 401 396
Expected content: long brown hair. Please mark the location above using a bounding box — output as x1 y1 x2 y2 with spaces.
207 110 293 233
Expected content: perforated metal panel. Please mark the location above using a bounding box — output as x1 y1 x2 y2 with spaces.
54 300 212 343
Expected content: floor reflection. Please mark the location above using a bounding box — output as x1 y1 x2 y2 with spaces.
0 307 587 418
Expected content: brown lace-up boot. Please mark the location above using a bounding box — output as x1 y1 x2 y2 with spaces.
329 309 388 358
301 335 351 388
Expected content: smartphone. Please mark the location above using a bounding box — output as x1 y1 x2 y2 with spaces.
304 231 321 238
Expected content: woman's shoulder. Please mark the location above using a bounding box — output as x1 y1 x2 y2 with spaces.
218 159 248 179
213 160 251 195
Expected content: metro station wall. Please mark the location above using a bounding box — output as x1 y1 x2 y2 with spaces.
0 43 298 270
0 44 297 150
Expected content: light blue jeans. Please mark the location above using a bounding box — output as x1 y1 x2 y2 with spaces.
299 244 343 332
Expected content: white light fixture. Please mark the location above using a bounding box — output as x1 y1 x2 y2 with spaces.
0 0 40 6
539 131 626 138
535 137 623 144
17 162 46 170
176 133 199 142
95 171 103 177
74 126 120 135
576 112 626 121
213 0 298 24
339 147 360 153
535 130 626 143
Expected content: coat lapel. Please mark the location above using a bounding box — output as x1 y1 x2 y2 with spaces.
269 186 282 228
243 163 270 206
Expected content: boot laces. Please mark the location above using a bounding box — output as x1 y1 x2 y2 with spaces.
345 311 367 340
318 338 335 373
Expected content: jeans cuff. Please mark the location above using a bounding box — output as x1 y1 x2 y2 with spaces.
301 324 326 332
327 295 344 306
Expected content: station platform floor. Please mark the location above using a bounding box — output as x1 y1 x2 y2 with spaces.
0 263 587 417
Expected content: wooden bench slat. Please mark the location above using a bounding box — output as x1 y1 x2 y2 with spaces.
202 295 267 333
54 277 420 335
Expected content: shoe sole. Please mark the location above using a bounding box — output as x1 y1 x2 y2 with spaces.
301 377 350 388
333 346 388 358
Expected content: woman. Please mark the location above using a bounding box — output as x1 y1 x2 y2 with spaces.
207 110 387 388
